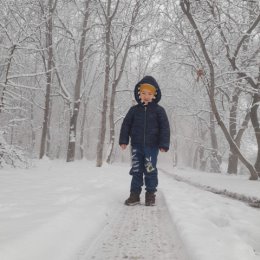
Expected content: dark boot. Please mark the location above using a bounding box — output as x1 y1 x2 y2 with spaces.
124 192 140 206
145 192 156 206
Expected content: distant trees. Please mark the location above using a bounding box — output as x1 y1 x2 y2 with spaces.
0 0 46 164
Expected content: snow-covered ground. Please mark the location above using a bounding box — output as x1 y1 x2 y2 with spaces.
0 159 259 260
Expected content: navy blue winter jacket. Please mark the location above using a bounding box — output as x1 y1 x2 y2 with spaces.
119 76 170 151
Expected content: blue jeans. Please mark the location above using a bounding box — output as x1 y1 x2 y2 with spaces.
129 145 159 194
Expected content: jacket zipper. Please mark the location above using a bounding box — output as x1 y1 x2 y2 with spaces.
144 106 147 146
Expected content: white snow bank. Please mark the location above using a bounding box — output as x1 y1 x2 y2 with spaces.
0 159 127 260
159 165 260 260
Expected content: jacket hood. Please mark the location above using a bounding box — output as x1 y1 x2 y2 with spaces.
134 75 161 105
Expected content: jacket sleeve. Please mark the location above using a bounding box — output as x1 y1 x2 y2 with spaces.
119 107 135 145
158 106 170 151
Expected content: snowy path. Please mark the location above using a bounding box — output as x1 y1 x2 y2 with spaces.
1 161 259 260
78 193 188 260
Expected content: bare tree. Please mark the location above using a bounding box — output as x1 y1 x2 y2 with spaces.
78 60 101 159
96 0 120 167
39 0 57 159
66 0 92 162
0 1 45 161
106 0 143 164
204 0 259 174
180 0 258 180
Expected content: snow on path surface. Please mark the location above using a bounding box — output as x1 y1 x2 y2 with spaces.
79 193 188 260
0 160 260 260
160 169 260 260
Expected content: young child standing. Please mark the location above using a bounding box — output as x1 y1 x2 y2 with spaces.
119 76 170 206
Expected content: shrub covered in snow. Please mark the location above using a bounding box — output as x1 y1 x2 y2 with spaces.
0 132 29 168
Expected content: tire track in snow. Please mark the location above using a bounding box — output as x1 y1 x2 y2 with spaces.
160 168 260 208
78 193 188 260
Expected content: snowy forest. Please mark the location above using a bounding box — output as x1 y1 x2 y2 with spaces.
0 0 259 179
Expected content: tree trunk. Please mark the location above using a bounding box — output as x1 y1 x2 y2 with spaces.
227 92 239 173
199 127 207 171
0 44 16 113
67 0 90 162
199 146 207 171
79 99 88 160
39 0 53 159
209 111 221 173
30 95 36 156
228 107 251 174
106 79 116 164
210 94 257 179
96 0 113 167
250 94 260 176
228 148 239 174
56 101 67 159
46 99 52 158
79 69 98 159
193 119 207 170
170 115 178 167
247 2 260 176
106 0 141 164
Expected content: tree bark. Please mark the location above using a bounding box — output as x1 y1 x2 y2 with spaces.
250 94 260 175
227 92 239 174
0 44 16 113
96 0 115 167
39 0 54 159
209 111 221 173
79 99 88 160
67 0 91 162
46 99 52 158
247 2 260 176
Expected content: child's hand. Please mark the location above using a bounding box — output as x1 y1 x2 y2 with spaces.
160 148 167 152
120 144 127 150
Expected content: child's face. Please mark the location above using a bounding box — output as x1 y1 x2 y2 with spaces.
140 89 155 105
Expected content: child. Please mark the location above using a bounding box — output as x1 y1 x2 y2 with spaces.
119 76 170 206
